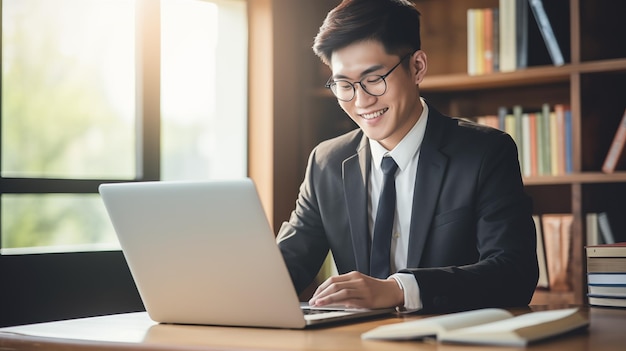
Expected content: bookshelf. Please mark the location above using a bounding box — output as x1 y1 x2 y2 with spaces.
296 0 626 306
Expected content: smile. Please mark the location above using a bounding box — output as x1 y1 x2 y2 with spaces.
360 107 388 120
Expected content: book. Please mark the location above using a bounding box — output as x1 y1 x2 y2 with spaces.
528 112 538 176
588 295 626 308
533 215 549 288
586 242 626 258
474 9 485 75
539 103 552 175
564 108 573 173
361 308 588 347
483 8 494 74
586 213 603 247
467 9 477 75
597 212 616 245
601 108 626 173
587 257 626 273
588 273 626 285
497 105 507 131
499 0 516 72
515 0 529 69
504 110 517 153
588 284 626 297
529 0 564 66
542 214 572 291
549 109 558 175
492 7 500 72
554 104 566 175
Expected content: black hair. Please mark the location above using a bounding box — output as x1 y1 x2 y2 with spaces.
313 0 421 65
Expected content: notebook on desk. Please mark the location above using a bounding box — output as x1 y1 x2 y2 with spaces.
99 179 393 329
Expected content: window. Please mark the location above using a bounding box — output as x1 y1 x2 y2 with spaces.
1 0 248 253
161 0 248 180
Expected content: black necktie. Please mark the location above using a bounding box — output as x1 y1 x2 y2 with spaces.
370 156 398 279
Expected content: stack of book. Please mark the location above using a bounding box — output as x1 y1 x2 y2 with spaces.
586 242 626 308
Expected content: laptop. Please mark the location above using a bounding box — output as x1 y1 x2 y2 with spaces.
99 178 393 329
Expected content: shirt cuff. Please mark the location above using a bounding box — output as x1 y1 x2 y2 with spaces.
390 272 423 313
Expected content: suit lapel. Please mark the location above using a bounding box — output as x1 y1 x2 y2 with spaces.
407 109 449 268
343 136 371 274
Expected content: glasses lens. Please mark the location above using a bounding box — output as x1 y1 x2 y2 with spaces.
361 75 386 96
330 81 354 101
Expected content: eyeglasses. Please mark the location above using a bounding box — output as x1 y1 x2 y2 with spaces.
325 53 411 102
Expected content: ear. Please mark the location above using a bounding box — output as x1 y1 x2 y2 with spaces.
412 50 428 85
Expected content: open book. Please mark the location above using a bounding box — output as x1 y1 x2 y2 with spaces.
362 308 588 347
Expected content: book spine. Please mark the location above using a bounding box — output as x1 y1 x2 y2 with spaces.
549 110 558 175
601 108 626 173
597 212 616 245
499 0 516 72
504 109 520 167
588 295 626 308
586 245 626 258
483 8 494 74
564 108 573 173
587 257 626 273
540 103 552 175
467 9 477 75
498 106 507 131
588 273 626 285
475 9 485 75
492 8 500 72
529 0 564 66
586 213 601 247
554 104 566 175
536 109 545 175
529 113 538 176
515 0 528 69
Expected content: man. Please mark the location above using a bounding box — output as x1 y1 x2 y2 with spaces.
276 0 538 313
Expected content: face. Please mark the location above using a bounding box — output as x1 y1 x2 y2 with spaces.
329 40 427 150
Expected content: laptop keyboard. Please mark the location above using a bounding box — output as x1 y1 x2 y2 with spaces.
301 307 355 320
303 308 339 315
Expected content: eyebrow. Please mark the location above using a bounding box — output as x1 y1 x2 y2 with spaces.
332 64 385 80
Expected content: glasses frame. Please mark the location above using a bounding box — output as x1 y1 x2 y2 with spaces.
325 53 412 102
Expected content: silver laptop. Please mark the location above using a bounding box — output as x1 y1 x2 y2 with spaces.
99 179 393 329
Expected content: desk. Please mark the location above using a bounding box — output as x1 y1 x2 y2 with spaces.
0 306 624 351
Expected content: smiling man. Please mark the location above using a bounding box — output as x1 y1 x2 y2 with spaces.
276 0 539 314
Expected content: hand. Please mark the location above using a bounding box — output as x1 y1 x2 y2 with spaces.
308 271 404 309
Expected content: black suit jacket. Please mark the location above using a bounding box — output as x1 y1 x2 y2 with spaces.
277 104 539 313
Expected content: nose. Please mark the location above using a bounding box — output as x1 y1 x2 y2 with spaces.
353 83 376 107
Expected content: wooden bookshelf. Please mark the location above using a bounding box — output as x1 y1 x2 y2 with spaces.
293 0 626 306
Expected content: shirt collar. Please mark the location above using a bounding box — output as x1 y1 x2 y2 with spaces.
370 98 428 172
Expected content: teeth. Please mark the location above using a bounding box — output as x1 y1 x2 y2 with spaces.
361 108 388 120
